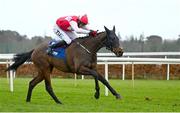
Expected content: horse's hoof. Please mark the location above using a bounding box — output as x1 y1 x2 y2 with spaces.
56 101 62 104
26 99 31 103
94 92 100 99
116 94 122 100
56 102 62 104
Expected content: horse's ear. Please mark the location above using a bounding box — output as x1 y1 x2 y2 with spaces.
104 26 110 33
113 26 116 32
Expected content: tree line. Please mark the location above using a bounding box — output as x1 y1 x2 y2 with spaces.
0 30 51 53
0 30 180 53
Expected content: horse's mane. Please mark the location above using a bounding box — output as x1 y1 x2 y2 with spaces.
76 31 105 40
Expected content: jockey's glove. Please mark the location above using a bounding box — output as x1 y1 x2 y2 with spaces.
89 30 98 37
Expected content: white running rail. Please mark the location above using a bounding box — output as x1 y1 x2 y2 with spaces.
1 52 180 95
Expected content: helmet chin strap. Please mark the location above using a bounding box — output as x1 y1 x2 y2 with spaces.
77 20 85 27
77 20 81 27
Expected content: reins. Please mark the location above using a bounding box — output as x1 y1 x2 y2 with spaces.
76 41 91 54
75 32 108 55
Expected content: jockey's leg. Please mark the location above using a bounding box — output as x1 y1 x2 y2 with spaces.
65 31 78 40
47 26 72 54
51 40 67 48
53 25 72 45
47 40 67 55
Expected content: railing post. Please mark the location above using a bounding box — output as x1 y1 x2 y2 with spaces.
74 73 77 87
132 62 135 88
6 60 9 82
105 62 108 96
122 64 125 80
167 64 170 80
9 60 14 92
81 75 84 80
165 56 170 80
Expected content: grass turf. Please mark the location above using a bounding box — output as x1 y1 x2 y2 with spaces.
0 78 180 112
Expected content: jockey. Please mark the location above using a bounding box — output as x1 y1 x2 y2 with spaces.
47 14 97 54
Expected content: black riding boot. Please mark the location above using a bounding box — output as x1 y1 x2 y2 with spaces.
47 40 66 55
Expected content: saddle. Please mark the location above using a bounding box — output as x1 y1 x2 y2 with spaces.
48 40 67 59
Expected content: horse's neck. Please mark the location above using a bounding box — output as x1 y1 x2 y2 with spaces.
93 32 106 52
81 32 106 54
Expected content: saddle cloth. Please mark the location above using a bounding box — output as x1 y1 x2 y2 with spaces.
48 40 66 59
51 47 66 59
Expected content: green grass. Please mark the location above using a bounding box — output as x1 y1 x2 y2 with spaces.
0 78 180 112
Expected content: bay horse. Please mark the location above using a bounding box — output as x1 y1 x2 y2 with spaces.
6 26 123 104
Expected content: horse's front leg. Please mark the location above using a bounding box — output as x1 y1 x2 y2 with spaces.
78 66 100 99
97 72 121 99
91 70 100 99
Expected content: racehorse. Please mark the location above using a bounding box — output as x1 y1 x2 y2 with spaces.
6 26 123 104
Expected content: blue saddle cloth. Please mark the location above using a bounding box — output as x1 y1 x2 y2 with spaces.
48 40 66 60
51 47 66 59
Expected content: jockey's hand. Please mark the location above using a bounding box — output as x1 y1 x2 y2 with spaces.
89 30 97 37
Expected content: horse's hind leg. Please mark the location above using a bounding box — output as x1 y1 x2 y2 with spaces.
44 73 62 104
26 72 43 102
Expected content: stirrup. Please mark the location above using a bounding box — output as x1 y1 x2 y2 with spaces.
47 48 53 55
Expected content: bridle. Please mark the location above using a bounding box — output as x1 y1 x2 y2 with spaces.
75 32 115 54
103 34 113 51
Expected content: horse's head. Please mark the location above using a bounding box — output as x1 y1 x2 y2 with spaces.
104 26 123 57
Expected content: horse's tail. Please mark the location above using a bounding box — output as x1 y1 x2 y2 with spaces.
5 49 34 71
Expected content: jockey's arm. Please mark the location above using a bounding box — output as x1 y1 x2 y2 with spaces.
70 21 90 34
82 25 90 30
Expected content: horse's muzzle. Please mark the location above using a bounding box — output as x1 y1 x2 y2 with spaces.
113 48 124 57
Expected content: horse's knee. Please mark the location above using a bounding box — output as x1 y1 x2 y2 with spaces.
29 76 43 89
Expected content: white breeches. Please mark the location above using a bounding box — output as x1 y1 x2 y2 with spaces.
52 24 78 44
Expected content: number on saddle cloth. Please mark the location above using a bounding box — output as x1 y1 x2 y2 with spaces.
48 40 66 59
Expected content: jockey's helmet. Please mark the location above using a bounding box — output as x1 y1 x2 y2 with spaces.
79 14 88 25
